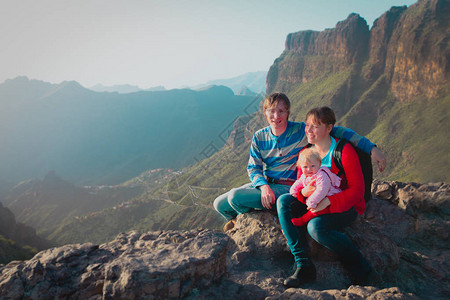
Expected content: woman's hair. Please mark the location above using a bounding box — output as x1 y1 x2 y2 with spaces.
263 92 291 113
297 148 322 168
305 106 336 125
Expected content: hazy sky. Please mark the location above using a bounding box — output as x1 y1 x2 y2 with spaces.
1 0 417 89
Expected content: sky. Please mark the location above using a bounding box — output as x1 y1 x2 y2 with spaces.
1 0 417 89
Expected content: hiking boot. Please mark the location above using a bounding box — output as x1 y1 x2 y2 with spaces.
351 266 380 286
283 264 317 288
223 219 236 232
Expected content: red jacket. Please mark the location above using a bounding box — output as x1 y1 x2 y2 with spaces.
295 138 366 215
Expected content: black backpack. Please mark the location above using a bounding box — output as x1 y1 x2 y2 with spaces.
305 140 373 202
332 139 373 202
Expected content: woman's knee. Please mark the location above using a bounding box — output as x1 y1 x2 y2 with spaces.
276 193 294 210
306 218 323 241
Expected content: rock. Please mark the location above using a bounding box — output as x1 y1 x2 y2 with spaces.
1 180 448 299
373 181 394 200
267 286 419 299
226 210 399 290
0 229 229 299
226 211 288 258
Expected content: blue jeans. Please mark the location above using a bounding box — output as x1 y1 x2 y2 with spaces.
213 183 291 221
277 193 370 276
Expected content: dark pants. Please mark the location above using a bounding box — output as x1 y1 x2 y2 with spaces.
277 193 370 276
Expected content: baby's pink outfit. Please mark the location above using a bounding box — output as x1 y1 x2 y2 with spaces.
289 167 342 226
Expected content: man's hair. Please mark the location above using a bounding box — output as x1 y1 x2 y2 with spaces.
305 106 336 125
263 92 291 113
297 148 322 168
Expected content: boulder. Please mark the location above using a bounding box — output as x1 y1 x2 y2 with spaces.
226 210 398 289
268 286 419 299
0 229 229 299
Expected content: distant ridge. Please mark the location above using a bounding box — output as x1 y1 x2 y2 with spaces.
192 71 267 94
89 83 143 93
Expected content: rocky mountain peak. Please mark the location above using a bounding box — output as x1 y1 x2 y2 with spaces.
268 13 370 93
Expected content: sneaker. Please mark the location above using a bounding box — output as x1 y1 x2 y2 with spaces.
223 219 236 232
283 264 317 288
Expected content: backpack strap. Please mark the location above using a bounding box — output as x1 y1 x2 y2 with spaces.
332 138 373 203
333 139 347 177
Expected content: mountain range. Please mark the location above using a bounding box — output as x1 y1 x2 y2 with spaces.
88 71 267 94
191 71 267 94
90 84 166 93
0 78 259 185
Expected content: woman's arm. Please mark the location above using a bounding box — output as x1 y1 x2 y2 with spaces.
328 143 364 213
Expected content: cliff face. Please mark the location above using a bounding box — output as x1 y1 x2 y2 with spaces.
267 0 449 102
268 14 370 93
384 0 449 101
364 6 407 82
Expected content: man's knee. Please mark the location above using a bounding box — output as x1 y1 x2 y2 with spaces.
227 187 249 207
213 192 228 212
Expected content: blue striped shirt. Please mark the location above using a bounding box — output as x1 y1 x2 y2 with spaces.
247 121 374 187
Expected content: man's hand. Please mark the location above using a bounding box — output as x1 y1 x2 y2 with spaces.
301 179 316 197
371 146 386 172
309 197 331 213
260 185 276 209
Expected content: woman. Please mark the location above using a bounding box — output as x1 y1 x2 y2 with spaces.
277 106 373 288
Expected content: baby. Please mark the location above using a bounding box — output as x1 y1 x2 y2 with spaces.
289 148 342 226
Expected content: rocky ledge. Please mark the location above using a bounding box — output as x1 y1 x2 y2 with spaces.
0 180 448 299
0 230 229 299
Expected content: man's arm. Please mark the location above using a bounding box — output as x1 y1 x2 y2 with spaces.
247 135 268 187
331 126 374 154
331 126 386 171
247 135 276 209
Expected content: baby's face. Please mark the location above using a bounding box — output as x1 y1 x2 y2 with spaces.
300 158 321 177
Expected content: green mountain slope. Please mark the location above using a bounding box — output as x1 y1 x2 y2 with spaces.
0 202 49 264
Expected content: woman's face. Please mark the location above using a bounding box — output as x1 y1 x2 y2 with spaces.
305 116 333 144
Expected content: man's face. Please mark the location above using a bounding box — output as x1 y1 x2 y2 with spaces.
265 101 289 132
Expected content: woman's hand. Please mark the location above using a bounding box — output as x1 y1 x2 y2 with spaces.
309 197 331 213
301 179 316 197
371 147 386 172
260 185 276 209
